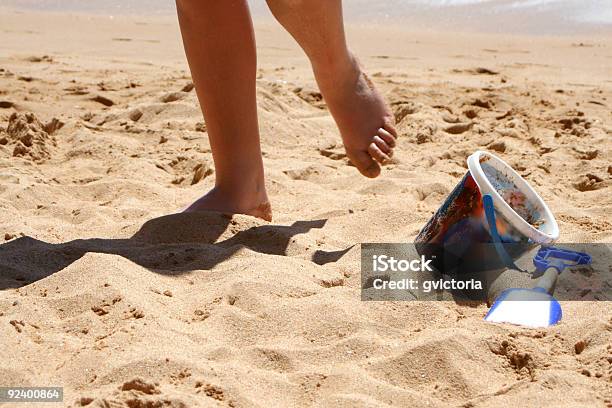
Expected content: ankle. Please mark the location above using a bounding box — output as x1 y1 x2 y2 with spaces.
312 51 359 87
214 176 268 206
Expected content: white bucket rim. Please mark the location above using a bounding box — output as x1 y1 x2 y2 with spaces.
467 151 559 244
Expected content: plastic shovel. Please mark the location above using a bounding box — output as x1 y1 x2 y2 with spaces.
484 266 563 328
484 240 591 328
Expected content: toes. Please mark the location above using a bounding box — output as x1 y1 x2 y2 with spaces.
377 128 396 148
352 150 381 178
368 142 392 164
382 117 398 138
373 135 393 156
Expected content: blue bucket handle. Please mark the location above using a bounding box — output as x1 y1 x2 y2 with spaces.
482 194 527 272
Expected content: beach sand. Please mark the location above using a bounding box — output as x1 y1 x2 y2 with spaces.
0 8 611 408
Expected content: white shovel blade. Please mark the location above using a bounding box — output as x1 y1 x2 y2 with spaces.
484 288 562 328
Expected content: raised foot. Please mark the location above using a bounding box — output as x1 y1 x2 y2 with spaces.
316 55 397 178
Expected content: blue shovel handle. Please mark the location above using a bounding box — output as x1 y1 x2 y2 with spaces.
533 246 591 273
482 194 526 272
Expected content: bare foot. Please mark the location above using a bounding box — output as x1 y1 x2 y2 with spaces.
315 54 397 178
184 185 272 222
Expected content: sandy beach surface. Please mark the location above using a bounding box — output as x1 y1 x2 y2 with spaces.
0 7 611 408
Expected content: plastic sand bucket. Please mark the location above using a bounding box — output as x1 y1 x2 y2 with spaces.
416 151 559 275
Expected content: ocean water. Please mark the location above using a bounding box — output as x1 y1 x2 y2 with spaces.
340 0 612 33
2 0 611 34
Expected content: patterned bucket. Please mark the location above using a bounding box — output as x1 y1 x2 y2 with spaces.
416 151 559 274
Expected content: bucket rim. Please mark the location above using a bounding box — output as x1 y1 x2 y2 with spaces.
467 151 559 244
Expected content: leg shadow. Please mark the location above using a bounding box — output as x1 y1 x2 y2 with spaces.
0 212 352 290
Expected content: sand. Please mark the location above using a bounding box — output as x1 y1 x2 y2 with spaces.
0 8 611 408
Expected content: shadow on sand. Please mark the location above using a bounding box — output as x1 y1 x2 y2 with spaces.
0 212 353 290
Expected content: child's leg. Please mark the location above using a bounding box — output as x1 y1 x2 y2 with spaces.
176 0 271 220
266 0 397 178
